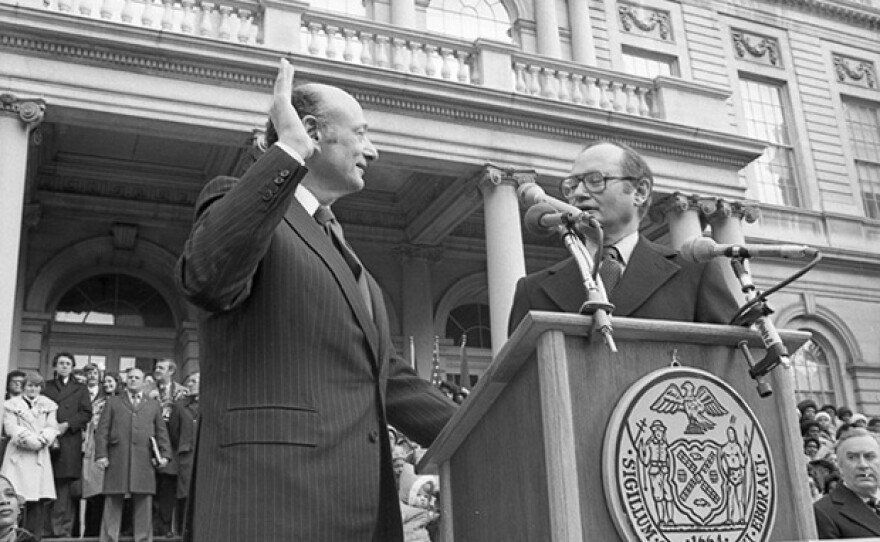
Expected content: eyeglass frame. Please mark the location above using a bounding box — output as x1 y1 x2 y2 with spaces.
559 172 640 198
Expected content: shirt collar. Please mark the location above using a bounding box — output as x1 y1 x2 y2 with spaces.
607 231 639 266
295 184 321 217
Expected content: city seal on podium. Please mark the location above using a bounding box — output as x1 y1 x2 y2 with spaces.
603 366 775 542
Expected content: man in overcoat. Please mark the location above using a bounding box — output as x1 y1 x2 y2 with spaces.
42 352 91 537
95 368 171 542
176 59 456 541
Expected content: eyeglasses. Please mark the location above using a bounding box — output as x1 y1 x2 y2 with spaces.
559 172 638 198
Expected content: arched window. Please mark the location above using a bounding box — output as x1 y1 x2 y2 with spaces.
791 337 837 408
445 303 491 349
308 0 367 17
54 274 174 328
425 0 512 42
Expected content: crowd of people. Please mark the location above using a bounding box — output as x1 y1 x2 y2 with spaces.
799 399 880 501
0 354 200 541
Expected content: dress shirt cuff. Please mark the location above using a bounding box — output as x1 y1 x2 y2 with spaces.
274 142 306 166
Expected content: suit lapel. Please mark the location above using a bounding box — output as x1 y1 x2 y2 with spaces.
539 258 588 315
283 202 380 369
835 486 880 535
611 236 680 316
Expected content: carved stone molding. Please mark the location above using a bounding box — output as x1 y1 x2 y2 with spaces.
731 30 780 68
37 175 197 206
649 192 761 224
833 54 876 89
0 93 46 129
474 165 538 193
391 243 445 262
618 4 672 42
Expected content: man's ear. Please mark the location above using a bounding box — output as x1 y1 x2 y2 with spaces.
632 177 651 206
302 115 321 145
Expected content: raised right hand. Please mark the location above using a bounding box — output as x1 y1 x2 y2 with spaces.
270 58 316 160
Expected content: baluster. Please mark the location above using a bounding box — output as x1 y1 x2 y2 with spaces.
557 71 571 102
99 0 114 18
325 26 339 59
624 85 638 114
612 82 625 111
237 9 253 43
180 0 195 32
583 76 597 107
307 23 323 56
514 62 527 93
120 0 135 22
342 29 357 62
455 51 469 82
408 42 423 74
374 35 390 68
391 38 406 71
57 0 73 12
637 88 651 117
141 0 157 27
539 69 555 99
424 45 438 77
440 48 454 80
78 0 93 17
571 74 585 104
598 80 611 109
199 2 214 36
359 32 374 66
527 66 541 96
160 0 174 29
217 6 232 39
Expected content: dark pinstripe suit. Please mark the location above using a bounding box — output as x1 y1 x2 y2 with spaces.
176 146 456 541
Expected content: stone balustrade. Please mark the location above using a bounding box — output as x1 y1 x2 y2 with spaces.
300 12 474 84
40 0 259 44
510 53 654 117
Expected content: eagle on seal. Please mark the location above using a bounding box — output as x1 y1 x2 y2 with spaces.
651 381 728 435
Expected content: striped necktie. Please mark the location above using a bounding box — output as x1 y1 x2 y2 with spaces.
599 245 623 294
314 206 373 318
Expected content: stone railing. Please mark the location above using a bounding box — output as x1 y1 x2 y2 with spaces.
300 11 475 84
39 0 259 44
509 53 654 117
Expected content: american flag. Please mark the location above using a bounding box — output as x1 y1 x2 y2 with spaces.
430 335 443 386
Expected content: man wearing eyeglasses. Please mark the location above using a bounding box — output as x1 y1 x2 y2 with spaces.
508 141 738 334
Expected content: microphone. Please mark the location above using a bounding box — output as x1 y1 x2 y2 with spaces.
679 236 819 263
517 182 584 216
524 203 582 235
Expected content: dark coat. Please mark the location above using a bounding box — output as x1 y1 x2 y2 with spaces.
814 485 880 539
508 235 740 334
94 394 171 495
167 396 199 498
43 378 92 479
176 146 457 542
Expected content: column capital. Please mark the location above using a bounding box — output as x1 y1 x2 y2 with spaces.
648 192 698 223
473 164 538 194
649 192 760 224
392 243 444 263
0 94 46 129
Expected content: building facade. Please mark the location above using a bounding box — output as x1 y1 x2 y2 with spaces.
0 0 878 413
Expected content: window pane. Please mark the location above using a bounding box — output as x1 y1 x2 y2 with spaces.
791 338 837 406
445 303 492 349
55 274 174 328
739 78 801 206
844 100 880 218
426 0 511 41
622 50 675 78
308 0 366 17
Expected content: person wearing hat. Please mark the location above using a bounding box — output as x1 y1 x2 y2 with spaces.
798 399 819 421
639 420 674 526
838 407 854 427
851 413 869 429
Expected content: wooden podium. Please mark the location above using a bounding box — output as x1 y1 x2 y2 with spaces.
419 312 816 542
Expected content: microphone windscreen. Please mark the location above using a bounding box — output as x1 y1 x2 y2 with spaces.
517 183 546 207
678 236 717 263
524 203 558 236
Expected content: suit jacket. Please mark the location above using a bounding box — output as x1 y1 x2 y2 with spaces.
508 235 739 334
43 378 92 479
94 394 171 495
176 146 457 542
814 485 880 539
167 396 199 498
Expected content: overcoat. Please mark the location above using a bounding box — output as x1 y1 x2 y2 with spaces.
42 378 91 479
176 146 457 542
167 395 198 499
94 394 171 495
814 484 880 539
0 395 60 501
508 235 740 333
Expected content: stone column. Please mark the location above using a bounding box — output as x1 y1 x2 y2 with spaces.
704 198 761 305
567 0 595 64
394 244 443 379
533 0 561 58
476 166 530 356
0 94 44 387
390 0 416 27
176 321 200 378
650 193 703 250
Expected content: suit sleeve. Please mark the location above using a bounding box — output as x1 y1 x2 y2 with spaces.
175 145 308 313
507 276 530 337
813 502 841 539
385 355 457 448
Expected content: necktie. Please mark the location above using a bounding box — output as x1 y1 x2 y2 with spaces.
314 206 373 317
599 245 624 294
132 393 141 407
868 497 880 516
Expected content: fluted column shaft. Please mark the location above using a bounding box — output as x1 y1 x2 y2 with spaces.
534 0 561 58
396 245 443 378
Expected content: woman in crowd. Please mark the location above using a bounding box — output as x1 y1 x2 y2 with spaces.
0 475 37 542
102 372 121 396
0 372 59 540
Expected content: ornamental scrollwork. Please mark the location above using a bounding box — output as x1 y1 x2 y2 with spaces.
833 55 876 89
0 93 46 128
618 5 671 41
731 31 779 67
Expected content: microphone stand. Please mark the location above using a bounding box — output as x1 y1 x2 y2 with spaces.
728 256 790 397
555 215 617 353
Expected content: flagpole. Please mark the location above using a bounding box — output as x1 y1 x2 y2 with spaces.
409 336 416 370
459 333 470 390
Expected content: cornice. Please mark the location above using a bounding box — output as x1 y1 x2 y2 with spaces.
766 0 880 30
